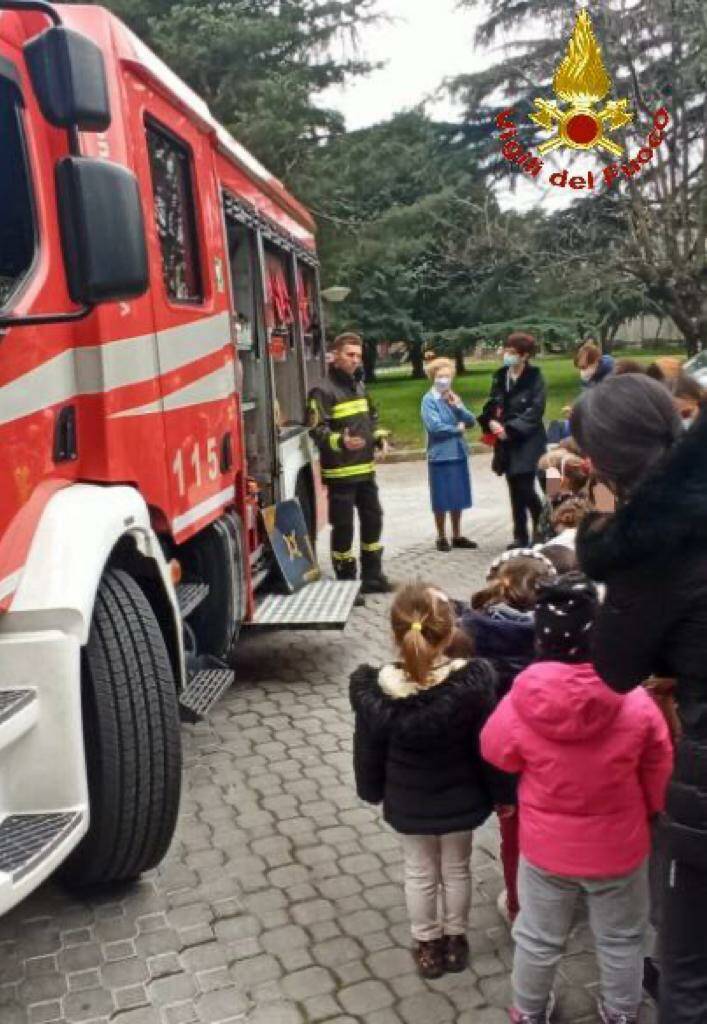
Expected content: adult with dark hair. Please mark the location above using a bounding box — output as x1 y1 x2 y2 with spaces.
571 373 707 1024
479 333 547 549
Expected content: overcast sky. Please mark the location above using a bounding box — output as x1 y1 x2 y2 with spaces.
322 0 575 213
324 0 479 129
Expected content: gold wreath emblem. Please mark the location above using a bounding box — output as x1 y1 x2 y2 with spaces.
283 531 303 561
530 9 633 157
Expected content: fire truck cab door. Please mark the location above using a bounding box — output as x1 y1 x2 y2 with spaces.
139 104 236 539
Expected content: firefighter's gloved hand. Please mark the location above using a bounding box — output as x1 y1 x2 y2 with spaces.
342 428 366 452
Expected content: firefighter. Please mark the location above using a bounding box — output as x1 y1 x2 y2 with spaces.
308 333 392 593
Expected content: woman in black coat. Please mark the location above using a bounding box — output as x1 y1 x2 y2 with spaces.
479 332 547 548
571 374 707 1024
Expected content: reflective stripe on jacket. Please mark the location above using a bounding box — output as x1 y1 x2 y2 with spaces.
308 368 385 483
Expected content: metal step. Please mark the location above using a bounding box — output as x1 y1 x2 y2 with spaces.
249 544 272 592
251 565 271 591
0 690 35 724
249 544 265 566
179 669 235 723
0 811 83 882
245 579 361 630
0 689 38 752
177 582 210 619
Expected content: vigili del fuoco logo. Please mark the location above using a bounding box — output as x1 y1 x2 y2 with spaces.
495 9 670 191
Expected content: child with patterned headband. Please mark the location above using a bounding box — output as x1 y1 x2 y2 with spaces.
481 573 673 1024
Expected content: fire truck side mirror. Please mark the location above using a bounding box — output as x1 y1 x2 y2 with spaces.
55 157 149 305
24 26 111 132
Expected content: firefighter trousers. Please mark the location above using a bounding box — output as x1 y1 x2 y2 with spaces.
327 477 383 580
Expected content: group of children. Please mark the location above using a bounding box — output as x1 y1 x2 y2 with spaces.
349 493 674 1023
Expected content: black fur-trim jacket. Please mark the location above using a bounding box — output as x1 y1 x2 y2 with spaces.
349 658 512 835
577 410 707 867
478 365 547 478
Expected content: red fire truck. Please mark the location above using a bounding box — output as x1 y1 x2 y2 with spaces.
0 1 358 913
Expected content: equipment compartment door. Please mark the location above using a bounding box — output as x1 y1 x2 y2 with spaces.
222 203 278 509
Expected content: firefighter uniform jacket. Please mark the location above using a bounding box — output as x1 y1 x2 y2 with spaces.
308 368 386 484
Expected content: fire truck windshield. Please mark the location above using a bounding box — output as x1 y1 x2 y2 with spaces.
0 71 35 310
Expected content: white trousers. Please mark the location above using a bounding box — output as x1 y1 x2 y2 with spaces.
401 831 474 942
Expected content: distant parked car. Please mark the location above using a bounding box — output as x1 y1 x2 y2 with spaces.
685 350 707 387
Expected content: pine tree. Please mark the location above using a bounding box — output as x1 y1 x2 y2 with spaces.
77 0 378 179
451 0 707 352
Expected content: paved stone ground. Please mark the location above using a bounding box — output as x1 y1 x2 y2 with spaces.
0 458 657 1024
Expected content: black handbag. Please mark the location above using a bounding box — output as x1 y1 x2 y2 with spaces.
492 438 509 476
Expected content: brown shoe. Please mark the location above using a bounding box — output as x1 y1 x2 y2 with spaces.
412 938 445 979
443 934 469 973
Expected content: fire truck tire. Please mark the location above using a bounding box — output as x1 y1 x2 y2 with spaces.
295 471 316 551
181 512 246 660
60 569 182 887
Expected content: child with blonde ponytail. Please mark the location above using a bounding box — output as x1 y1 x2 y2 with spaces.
349 582 510 979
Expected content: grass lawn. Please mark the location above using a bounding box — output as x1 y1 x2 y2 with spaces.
369 351 674 449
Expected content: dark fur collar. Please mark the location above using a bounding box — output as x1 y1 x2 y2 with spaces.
492 363 541 394
349 659 497 742
578 409 707 580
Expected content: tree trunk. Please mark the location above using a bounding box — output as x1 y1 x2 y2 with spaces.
685 334 699 358
363 340 378 383
410 344 425 379
455 349 466 376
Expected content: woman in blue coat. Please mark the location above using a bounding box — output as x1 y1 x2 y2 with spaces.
421 358 478 551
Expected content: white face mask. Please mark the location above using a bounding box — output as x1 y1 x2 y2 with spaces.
682 415 697 431
435 376 452 392
580 368 594 383
503 353 520 369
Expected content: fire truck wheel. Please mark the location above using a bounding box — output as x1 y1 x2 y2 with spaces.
60 569 182 887
296 471 316 551
181 512 246 660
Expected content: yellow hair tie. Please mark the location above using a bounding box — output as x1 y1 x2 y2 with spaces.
410 621 423 632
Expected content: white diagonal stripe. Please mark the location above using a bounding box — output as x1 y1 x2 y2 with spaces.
0 313 231 427
172 486 236 535
0 570 22 602
156 313 230 374
110 366 235 419
0 349 82 428
163 367 235 411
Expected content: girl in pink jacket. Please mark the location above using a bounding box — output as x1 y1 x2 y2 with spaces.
480 573 673 1024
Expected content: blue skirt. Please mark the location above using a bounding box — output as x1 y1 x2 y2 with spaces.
428 458 472 513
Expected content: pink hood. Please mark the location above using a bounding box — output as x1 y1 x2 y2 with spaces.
513 662 624 743
481 661 674 878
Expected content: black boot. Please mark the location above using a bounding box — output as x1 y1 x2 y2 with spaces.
333 556 357 581
333 556 365 605
360 548 393 594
